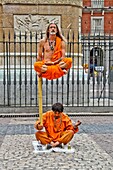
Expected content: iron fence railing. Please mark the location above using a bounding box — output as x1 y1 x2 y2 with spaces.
0 31 113 108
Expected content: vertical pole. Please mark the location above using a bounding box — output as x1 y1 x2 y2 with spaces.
38 77 43 125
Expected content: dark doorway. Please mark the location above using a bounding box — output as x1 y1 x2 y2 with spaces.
90 47 103 76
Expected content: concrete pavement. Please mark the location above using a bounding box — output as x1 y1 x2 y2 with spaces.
0 115 113 170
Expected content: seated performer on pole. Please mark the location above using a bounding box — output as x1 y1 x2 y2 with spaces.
34 22 72 80
34 103 81 149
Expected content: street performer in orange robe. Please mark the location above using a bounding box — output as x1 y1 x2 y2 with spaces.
34 22 72 80
34 103 81 149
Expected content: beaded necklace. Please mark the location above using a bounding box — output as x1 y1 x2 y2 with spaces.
48 39 56 51
53 113 62 132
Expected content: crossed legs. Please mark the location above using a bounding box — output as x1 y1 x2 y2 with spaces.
35 130 74 146
39 61 68 75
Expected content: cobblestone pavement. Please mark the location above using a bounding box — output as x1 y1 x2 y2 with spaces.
0 115 113 170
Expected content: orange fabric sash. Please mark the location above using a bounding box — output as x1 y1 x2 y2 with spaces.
51 37 62 62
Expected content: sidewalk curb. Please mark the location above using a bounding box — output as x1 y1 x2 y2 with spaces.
0 112 113 118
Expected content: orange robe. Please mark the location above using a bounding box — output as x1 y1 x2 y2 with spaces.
35 111 79 145
34 37 72 80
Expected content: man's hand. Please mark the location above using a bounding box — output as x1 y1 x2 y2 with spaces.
74 120 81 129
44 58 63 65
37 123 43 130
76 120 81 126
54 57 62 65
35 121 43 130
44 61 54 65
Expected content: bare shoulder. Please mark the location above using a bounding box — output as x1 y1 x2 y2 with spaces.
61 40 66 47
39 38 46 47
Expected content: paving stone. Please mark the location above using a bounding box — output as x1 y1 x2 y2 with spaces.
0 116 113 169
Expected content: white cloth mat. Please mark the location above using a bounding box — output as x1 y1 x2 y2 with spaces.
32 141 75 153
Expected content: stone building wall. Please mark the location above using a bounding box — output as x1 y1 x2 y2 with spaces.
0 0 82 37
0 0 82 65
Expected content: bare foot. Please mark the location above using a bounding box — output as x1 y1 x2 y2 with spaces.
62 69 67 74
41 65 48 72
50 141 60 147
50 141 55 147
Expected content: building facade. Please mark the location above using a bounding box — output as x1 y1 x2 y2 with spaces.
0 0 82 66
81 0 113 74
82 0 113 35
0 0 82 42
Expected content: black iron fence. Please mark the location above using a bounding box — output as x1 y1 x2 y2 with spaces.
0 31 113 110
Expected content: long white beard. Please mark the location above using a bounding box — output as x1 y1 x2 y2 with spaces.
50 32 56 35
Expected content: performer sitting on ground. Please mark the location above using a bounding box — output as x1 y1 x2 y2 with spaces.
34 103 81 149
34 22 72 80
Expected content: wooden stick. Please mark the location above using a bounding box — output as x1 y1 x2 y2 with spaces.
38 77 43 125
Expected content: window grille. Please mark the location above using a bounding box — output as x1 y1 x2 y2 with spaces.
91 0 104 8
